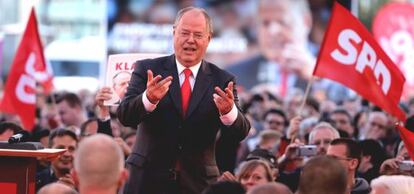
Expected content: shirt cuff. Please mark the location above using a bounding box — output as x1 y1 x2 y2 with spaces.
99 115 111 122
220 103 238 126
142 90 157 112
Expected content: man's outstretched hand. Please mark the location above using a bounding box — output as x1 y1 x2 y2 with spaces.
146 70 173 104
213 81 235 115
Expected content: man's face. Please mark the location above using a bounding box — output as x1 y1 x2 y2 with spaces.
327 144 353 172
310 128 336 155
365 114 387 140
125 134 136 148
330 113 354 136
257 2 294 63
113 72 131 99
263 113 285 132
82 120 98 137
57 101 80 127
51 135 77 176
173 9 211 67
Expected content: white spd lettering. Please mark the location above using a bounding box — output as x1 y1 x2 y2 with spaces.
331 29 391 95
15 53 37 104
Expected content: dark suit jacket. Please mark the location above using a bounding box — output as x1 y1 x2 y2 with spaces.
117 55 250 194
35 167 58 191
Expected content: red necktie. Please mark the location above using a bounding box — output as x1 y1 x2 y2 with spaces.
181 68 192 117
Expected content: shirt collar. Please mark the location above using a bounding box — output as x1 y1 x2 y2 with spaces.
176 59 201 78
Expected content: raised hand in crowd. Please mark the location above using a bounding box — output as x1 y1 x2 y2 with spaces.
95 87 112 119
218 171 237 182
114 137 132 156
380 157 401 175
379 156 414 176
58 173 76 190
286 116 302 140
278 139 304 171
145 70 173 104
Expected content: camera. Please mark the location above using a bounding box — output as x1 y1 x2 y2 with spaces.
296 145 317 157
398 160 414 171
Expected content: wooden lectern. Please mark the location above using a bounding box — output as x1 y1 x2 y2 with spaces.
0 148 65 194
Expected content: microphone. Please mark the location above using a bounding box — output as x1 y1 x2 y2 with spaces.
8 130 30 144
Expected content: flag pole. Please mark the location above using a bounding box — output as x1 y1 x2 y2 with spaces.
297 76 314 117
290 76 315 143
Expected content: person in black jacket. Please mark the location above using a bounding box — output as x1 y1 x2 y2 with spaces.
117 7 250 194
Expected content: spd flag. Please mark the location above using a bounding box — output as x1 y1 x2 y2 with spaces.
313 2 406 121
0 8 53 130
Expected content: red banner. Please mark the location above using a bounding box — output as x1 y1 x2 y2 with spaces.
313 2 406 121
396 124 414 161
373 3 414 100
0 8 53 130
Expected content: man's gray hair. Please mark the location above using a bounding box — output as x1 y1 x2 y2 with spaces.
308 122 340 143
173 6 213 35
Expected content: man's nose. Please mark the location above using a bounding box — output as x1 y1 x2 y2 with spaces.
267 22 282 35
187 34 195 43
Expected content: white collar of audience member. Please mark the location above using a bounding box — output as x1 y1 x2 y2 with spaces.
176 59 201 78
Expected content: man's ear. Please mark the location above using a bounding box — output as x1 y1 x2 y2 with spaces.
71 169 80 188
350 158 359 170
118 168 129 188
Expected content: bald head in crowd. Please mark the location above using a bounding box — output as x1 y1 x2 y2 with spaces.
73 134 128 194
37 183 78 194
247 182 292 194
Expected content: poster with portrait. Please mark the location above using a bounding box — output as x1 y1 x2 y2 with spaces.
104 53 164 106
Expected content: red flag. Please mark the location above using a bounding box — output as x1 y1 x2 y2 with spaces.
396 124 414 161
313 2 406 121
0 8 53 130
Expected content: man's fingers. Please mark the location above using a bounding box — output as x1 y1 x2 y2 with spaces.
214 87 227 98
156 76 173 88
147 70 153 83
148 75 162 87
227 81 234 92
224 87 234 100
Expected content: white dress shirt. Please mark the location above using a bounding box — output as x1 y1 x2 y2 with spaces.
142 59 238 126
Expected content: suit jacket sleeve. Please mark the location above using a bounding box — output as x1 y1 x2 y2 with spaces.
116 61 149 128
97 119 113 136
220 77 250 142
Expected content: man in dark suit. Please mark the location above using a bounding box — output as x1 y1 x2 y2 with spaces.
117 7 251 194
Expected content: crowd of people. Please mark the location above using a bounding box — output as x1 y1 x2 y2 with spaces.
1 1 414 194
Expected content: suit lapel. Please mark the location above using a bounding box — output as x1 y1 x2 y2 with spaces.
186 60 212 118
165 55 183 117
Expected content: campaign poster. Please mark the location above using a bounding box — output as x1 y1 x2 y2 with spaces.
104 53 164 106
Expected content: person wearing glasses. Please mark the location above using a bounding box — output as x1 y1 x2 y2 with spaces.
327 138 371 194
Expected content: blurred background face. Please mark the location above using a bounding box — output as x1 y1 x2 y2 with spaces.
365 113 388 140
51 135 77 175
330 113 354 136
263 113 285 132
57 101 80 127
239 165 269 191
173 9 211 67
258 1 294 64
310 128 336 155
